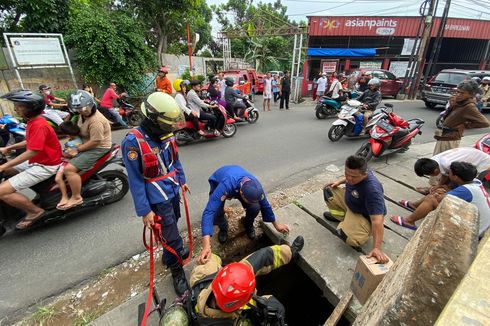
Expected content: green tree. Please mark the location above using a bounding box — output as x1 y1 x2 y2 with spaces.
0 0 69 35
120 0 214 63
213 0 303 72
65 3 156 92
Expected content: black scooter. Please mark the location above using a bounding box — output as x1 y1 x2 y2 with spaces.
0 145 129 237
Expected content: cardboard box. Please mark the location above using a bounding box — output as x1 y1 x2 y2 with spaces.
350 255 393 304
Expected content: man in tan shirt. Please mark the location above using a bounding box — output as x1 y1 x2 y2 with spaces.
59 90 112 210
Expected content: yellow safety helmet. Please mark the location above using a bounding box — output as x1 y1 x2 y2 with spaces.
141 92 184 133
173 79 190 92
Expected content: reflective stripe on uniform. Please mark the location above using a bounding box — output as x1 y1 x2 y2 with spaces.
329 209 345 218
272 245 281 269
151 182 169 200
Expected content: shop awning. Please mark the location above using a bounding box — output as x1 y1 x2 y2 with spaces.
307 48 376 57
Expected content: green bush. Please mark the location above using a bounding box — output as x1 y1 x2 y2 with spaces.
181 68 205 83
52 89 77 101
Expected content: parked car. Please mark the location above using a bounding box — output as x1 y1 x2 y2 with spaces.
350 69 404 97
256 73 265 94
421 69 490 109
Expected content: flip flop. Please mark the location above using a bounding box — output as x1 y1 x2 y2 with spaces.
390 216 417 230
16 211 45 230
58 199 84 211
398 199 415 212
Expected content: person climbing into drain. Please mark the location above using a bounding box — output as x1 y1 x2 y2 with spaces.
198 165 290 265
163 236 304 325
121 92 190 296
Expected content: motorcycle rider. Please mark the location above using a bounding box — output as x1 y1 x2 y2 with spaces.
480 76 490 109
188 236 304 324
198 165 290 265
155 66 172 94
121 92 190 296
186 80 219 136
39 84 70 126
173 79 204 136
357 77 382 134
224 77 246 120
0 90 62 229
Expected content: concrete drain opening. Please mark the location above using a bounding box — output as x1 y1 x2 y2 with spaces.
224 236 350 326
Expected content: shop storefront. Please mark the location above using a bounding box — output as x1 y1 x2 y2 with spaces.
302 16 490 96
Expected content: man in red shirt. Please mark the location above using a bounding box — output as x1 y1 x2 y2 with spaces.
0 90 62 229
99 82 128 128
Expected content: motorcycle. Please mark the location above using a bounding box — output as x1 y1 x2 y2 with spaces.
174 101 237 146
0 145 129 237
327 100 388 142
118 97 145 126
315 90 360 120
0 114 26 156
43 104 78 133
234 94 259 124
355 110 425 162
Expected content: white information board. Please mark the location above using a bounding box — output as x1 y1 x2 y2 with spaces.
389 61 410 77
10 37 66 66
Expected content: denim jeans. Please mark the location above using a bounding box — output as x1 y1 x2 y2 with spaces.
107 107 128 127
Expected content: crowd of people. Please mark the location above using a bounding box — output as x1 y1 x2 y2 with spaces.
0 64 489 324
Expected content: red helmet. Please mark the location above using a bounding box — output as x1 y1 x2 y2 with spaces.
159 66 169 73
211 262 256 313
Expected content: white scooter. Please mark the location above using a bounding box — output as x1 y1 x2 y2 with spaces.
327 100 390 142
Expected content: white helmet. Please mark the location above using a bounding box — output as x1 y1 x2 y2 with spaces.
368 78 381 88
482 76 490 83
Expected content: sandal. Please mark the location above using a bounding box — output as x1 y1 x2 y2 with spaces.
398 199 415 212
58 198 84 211
16 210 45 230
390 216 417 230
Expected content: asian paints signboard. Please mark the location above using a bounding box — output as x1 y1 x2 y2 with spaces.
308 16 490 40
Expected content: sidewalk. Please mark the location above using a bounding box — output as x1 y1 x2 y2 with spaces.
92 133 486 325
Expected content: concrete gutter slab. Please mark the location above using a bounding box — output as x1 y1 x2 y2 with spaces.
261 204 362 318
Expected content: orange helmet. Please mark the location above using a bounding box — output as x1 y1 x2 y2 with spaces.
211 262 256 313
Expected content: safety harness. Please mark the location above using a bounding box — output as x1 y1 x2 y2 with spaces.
132 128 193 326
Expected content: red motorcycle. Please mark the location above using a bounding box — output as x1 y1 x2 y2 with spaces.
355 109 425 162
174 102 237 146
0 145 128 237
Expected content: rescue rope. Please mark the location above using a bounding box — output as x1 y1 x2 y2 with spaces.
140 185 193 326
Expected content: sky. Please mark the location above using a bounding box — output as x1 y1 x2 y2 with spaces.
207 0 490 36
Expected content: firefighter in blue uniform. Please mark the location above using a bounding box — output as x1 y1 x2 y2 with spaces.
121 92 190 296
198 165 290 264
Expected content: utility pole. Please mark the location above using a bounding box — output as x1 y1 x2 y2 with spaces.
423 0 451 85
186 24 193 77
409 0 437 99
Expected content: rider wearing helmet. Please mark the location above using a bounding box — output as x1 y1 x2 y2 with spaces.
61 90 112 210
156 66 172 95
189 236 304 323
39 84 70 126
186 80 219 135
0 90 62 229
173 79 203 135
357 77 382 132
224 77 246 120
121 92 190 296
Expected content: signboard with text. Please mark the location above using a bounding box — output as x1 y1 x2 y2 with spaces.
309 16 490 40
321 60 338 74
389 61 409 77
360 61 382 69
10 37 66 66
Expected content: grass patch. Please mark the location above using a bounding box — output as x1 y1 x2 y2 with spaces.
72 312 99 326
32 305 56 325
98 267 114 279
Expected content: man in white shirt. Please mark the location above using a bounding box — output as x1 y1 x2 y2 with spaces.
414 147 490 189
328 74 342 99
186 80 218 134
316 73 328 97
218 72 227 101
262 72 272 112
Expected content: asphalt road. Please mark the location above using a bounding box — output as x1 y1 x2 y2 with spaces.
0 98 488 322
